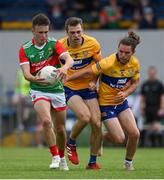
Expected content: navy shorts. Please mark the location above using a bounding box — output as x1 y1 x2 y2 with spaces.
64 86 98 102
100 100 129 121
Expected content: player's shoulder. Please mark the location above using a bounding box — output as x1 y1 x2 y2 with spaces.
83 34 98 43
131 55 140 65
47 37 58 43
22 40 33 49
100 53 116 65
83 34 100 49
106 53 116 62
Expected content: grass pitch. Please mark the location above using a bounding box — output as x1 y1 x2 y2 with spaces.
0 147 164 179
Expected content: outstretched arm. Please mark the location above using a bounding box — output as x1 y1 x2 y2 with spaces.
21 64 49 85
65 66 94 82
57 52 74 80
21 63 37 82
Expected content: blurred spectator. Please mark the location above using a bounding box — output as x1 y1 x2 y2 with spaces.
127 90 143 130
127 91 146 147
0 15 2 29
140 0 152 13
140 66 164 147
66 0 88 18
139 7 157 29
99 0 122 29
122 0 141 20
88 0 102 28
0 0 164 30
12 69 44 147
47 0 68 29
67 0 101 28
12 69 30 123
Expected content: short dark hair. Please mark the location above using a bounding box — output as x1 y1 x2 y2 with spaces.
119 31 141 52
32 13 50 28
64 17 83 32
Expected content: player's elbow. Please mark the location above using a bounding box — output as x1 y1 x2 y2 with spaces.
69 59 74 68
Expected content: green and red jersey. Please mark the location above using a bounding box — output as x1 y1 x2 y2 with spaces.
19 37 68 93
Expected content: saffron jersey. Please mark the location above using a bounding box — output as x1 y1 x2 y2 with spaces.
19 37 68 93
60 34 101 90
92 53 140 105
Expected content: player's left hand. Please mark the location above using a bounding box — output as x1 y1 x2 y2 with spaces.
56 66 68 82
89 81 97 91
114 91 127 103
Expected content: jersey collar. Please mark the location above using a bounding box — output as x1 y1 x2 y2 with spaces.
32 38 46 49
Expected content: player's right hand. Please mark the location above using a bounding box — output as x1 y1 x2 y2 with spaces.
32 75 49 86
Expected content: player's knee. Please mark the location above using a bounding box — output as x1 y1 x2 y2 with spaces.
129 129 140 140
80 112 91 123
42 119 52 129
96 120 102 129
115 135 125 144
91 120 101 130
56 125 65 134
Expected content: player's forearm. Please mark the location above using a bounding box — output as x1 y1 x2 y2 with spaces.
67 67 93 82
22 71 36 82
62 53 74 69
20 64 36 82
124 80 139 97
24 73 36 82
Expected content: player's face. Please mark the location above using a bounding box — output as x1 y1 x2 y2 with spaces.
118 44 134 65
32 25 49 46
67 24 83 47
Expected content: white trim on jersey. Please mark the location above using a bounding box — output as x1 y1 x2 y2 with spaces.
20 62 30 65
59 51 69 58
34 43 46 50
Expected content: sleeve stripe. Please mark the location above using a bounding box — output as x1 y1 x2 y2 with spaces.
59 51 69 58
20 62 29 65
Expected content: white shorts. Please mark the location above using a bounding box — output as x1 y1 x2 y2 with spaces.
30 89 67 111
